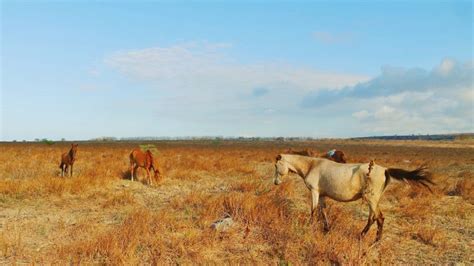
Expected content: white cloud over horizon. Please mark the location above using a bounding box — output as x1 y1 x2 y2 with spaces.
103 43 473 137
105 42 368 94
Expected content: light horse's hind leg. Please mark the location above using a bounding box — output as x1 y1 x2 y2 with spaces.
360 198 384 241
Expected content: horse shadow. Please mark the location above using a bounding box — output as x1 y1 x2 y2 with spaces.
121 169 132 180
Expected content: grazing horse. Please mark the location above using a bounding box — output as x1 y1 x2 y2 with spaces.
286 148 347 163
59 143 78 177
322 149 347 163
273 154 433 241
129 148 161 185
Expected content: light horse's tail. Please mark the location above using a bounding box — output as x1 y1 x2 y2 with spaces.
384 166 434 192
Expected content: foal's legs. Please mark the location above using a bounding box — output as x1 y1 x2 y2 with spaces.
145 168 152 186
318 196 330 231
130 164 135 181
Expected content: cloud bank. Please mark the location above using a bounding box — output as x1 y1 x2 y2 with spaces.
303 58 473 134
104 43 472 137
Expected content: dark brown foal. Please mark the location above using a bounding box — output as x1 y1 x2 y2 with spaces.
286 148 347 163
59 143 78 177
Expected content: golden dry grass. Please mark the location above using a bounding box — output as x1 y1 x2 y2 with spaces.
0 140 473 264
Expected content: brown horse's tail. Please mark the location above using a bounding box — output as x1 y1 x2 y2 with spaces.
385 166 434 192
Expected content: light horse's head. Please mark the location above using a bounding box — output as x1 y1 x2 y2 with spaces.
273 154 295 185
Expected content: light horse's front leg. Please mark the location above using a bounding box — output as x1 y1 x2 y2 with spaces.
318 196 330 231
309 189 320 224
309 190 330 231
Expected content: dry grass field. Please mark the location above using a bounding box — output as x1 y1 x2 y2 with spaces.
0 140 473 264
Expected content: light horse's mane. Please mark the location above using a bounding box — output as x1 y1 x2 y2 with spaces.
273 154 433 242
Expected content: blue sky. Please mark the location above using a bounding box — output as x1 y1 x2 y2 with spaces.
1 1 472 140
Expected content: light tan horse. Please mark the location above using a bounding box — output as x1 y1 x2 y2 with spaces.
273 154 433 241
129 148 161 185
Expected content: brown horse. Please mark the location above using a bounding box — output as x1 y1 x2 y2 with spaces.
59 143 78 177
129 148 161 185
322 149 347 163
286 148 347 163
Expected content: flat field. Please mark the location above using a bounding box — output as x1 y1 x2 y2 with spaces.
0 140 473 264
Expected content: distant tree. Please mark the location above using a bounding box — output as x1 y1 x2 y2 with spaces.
41 138 55 146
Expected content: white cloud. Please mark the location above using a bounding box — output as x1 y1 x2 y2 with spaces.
352 110 370 120
435 58 456 76
103 42 472 136
305 58 473 135
105 42 368 94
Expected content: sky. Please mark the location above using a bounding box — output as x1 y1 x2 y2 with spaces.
1 0 473 140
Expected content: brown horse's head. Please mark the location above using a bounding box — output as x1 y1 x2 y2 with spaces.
70 143 78 158
332 150 346 163
153 168 162 180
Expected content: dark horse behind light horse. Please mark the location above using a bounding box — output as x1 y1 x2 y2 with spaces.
287 148 347 163
273 154 433 242
59 143 78 177
129 148 161 185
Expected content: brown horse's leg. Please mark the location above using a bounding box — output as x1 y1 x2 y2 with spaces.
133 166 139 182
60 163 64 177
64 165 69 178
318 196 330 231
375 210 385 241
145 168 151 185
70 164 73 177
130 164 134 181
